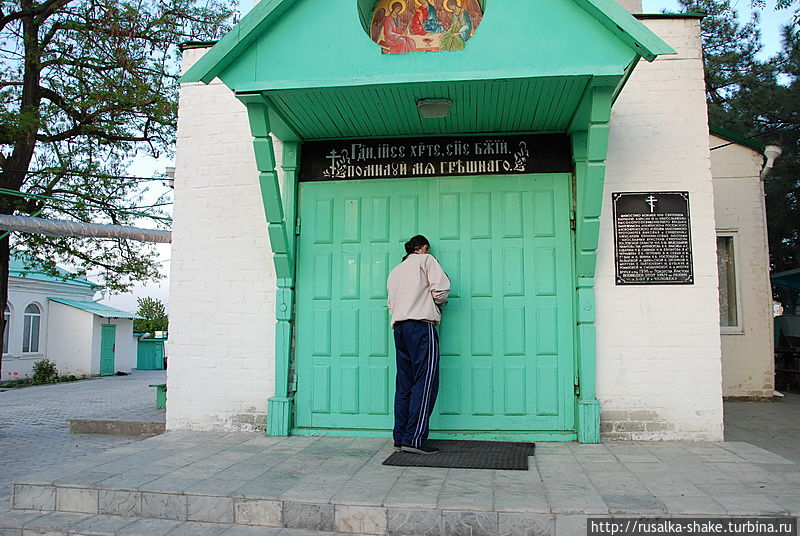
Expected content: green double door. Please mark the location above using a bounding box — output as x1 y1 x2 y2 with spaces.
294 174 575 433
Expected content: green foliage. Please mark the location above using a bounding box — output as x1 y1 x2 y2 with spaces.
681 0 800 281
0 0 237 291
31 358 58 383
134 296 168 336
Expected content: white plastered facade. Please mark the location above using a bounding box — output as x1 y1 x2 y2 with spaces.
3 279 136 378
169 17 725 440
709 134 773 398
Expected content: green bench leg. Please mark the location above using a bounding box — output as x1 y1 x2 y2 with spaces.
150 383 167 409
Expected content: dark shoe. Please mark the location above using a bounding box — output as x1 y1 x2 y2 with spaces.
393 443 402 451
401 444 439 455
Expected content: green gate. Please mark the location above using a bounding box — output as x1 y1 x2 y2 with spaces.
137 338 166 370
294 174 575 434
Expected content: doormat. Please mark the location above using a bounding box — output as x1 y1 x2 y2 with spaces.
382 440 535 470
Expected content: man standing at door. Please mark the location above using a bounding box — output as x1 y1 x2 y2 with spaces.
387 235 450 454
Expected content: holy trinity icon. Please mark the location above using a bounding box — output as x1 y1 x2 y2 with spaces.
370 0 484 54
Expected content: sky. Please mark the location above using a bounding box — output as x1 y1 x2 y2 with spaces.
97 0 796 315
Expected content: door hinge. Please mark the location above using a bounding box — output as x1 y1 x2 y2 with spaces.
569 210 576 231
290 376 298 392
295 218 301 236
574 382 580 397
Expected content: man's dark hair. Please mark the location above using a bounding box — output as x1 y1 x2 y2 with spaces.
390 1 403 13
403 235 430 261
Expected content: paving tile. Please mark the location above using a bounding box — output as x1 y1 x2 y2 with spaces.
21 511 90 532
233 498 282 527
141 492 188 520
186 494 234 524
166 520 233 535
442 510 498 536
11 486 54 511
98 490 141 517
714 493 789 515
335 505 387 535
658 494 727 515
116 517 184 535
0 509 47 529
68 513 138 535
54 487 97 514
386 507 441 536
554 514 587 536
498 512 555 536
383 468 448 509
599 493 667 514
283 501 334 532
438 470 494 511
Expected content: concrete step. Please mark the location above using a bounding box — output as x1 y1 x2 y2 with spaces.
9 481 573 535
0 507 363 535
69 419 166 437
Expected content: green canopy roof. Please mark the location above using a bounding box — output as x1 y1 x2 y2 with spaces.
773 268 800 291
10 253 101 290
48 298 142 319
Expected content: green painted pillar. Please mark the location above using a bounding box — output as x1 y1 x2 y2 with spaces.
238 92 297 437
569 84 613 443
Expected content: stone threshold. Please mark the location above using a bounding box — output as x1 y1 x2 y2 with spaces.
0 506 353 535
9 481 797 536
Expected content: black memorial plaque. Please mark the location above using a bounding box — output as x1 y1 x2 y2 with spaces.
299 134 572 181
613 192 694 285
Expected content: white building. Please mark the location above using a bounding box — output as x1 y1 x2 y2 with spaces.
167 0 776 441
3 254 139 379
710 128 775 399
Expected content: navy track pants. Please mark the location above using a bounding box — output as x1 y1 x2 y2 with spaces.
393 320 440 448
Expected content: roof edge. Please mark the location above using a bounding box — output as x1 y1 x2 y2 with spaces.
180 0 297 84
572 0 676 61
710 124 767 153
634 12 706 19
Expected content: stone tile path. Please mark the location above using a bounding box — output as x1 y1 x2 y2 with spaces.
6 424 800 534
0 370 166 502
0 377 798 535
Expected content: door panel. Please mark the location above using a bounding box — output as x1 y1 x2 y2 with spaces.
100 324 116 376
294 174 574 432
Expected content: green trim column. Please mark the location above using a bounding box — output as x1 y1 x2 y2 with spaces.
569 83 613 443
238 92 297 436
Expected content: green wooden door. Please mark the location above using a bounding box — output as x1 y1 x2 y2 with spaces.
294 174 575 432
100 324 116 376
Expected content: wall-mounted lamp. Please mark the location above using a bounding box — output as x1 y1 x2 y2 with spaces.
761 145 782 179
417 99 452 119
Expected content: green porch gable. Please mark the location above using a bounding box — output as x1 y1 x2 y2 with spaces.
183 0 673 91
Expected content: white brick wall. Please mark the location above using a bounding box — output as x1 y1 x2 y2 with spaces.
167 48 281 432
171 18 725 440
597 18 724 440
710 134 773 398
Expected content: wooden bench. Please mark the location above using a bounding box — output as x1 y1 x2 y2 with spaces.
149 383 167 409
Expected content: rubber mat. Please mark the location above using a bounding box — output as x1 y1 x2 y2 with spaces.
382 439 535 470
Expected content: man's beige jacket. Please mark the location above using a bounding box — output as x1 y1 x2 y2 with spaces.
387 253 451 327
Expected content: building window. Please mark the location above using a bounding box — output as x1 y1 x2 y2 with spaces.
23 303 41 353
716 235 738 328
3 305 9 354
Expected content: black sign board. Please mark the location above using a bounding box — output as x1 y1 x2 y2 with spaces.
613 192 694 285
298 134 572 181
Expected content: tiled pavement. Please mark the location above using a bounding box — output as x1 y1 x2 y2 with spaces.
0 370 166 503
1 376 798 535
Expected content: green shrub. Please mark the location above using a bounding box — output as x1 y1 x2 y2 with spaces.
31 359 58 383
